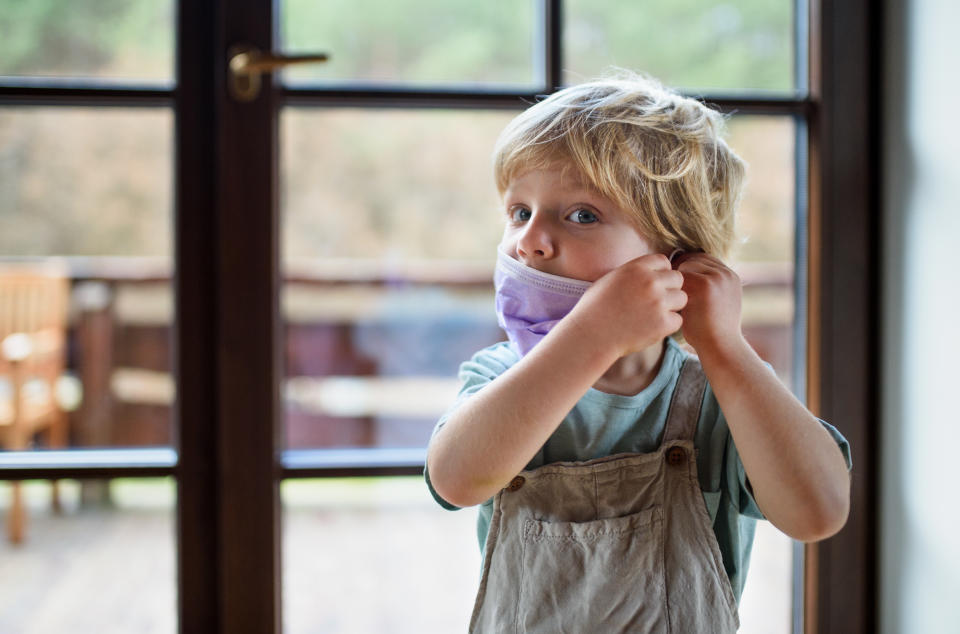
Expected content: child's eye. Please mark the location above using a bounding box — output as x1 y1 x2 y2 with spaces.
568 209 598 224
510 207 532 222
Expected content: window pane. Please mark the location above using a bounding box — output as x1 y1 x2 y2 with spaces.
281 108 511 452
0 1 174 82
728 116 796 388
0 478 176 633
282 109 506 262
281 107 797 631
282 477 478 632
564 0 794 94
726 115 797 634
0 109 171 256
0 109 174 454
279 0 537 88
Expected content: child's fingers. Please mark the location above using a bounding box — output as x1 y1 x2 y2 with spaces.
676 258 721 275
665 288 688 311
660 269 685 289
673 251 728 272
625 253 672 271
677 258 742 288
609 254 679 284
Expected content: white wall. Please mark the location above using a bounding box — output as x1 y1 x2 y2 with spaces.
882 0 960 631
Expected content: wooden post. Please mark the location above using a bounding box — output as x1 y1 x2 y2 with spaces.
74 281 116 507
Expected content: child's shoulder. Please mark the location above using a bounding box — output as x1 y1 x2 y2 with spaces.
458 341 520 381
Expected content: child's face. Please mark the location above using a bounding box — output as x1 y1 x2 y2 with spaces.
500 167 662 282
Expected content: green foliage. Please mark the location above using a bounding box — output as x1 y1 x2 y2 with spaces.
281 0 536 84
279 0 793 91
566 0 793 92
0 0 172 77
0 0 792 86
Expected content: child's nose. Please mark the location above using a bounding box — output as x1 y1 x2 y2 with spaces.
516 218 555 260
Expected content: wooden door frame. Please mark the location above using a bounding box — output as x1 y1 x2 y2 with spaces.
805 0 880 632
178 1 282 632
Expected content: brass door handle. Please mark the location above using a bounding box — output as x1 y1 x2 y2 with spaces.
228 45 330 102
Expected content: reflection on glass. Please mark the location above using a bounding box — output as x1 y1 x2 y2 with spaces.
281 109 513 452
0 109 174 453
565 0 794 94
282 477 478 633
0 1 174 82
0 478 176 633
280 0 537 87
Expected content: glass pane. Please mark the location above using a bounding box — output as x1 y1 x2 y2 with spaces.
740 523 794 632
727 115 796 634
728 116 796 388
0 478 176 633
0 1 174 82
281 107 797 630
282 477 478 632
280 0 537 88
281 108 511 452
564 0 794 94
0 109 174 454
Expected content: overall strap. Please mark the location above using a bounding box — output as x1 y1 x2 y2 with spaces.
661 356 707 444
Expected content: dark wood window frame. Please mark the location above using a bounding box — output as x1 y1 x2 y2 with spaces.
0 1 878 632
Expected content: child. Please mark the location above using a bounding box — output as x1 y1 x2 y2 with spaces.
425 72 852 633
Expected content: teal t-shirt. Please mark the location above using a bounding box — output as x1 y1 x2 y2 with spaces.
424 337 853 603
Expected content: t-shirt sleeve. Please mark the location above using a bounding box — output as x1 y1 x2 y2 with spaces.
728 418 853 520
423 342 519 511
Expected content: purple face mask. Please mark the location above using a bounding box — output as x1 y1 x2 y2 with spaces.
494 246 593 356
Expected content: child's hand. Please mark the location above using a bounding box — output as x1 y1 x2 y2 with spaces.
673 253 744 355
567 254 687 355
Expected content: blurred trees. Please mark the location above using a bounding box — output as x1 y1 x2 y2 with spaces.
282 0 536 86
0 0 171 78
566 0 792 93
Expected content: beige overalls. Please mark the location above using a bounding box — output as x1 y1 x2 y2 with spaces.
469 358 740 633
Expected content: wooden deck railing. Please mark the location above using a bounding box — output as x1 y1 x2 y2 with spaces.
6 257 794 452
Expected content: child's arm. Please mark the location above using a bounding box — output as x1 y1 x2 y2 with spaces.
676 253 851 542
427 254 685 508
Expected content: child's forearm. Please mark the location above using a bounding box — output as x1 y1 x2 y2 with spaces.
427 318 622 508
696 335 850 542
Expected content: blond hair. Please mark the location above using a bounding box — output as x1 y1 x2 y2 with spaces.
493 72 746 260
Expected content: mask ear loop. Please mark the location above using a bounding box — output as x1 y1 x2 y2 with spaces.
669 248 706 268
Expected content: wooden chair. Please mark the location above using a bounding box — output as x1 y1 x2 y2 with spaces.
0 264 70 544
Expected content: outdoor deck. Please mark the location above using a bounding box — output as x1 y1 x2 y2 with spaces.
0 478 793 633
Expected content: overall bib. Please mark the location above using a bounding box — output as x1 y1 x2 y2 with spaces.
469 358 740 633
